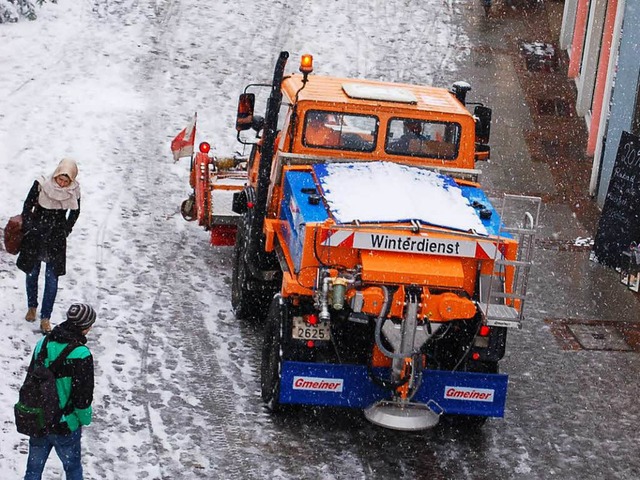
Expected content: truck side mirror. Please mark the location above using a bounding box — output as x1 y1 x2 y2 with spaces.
236 93 256 132
474 105 492 145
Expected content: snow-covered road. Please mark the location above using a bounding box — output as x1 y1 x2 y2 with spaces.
3 1 640 479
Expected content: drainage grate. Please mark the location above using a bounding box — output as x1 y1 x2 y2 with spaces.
568 324 632 351
521 42 559 72
545 319 640 352
535 98 572 116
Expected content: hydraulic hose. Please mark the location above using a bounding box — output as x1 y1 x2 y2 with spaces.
374 286 413 360
368 286 416 392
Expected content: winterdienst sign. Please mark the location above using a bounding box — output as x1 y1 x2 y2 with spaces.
593 131 640 268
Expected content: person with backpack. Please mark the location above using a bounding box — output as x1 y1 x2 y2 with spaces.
16 303 96 480
17 158 81 334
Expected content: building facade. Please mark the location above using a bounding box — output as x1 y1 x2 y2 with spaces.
560 0 640 206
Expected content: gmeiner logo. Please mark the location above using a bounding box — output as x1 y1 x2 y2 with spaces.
444 386 495 402
292 376 344 392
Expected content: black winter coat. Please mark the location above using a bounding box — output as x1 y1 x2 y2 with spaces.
17 180 80 277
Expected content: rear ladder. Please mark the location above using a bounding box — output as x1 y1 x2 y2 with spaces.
478 194 541 329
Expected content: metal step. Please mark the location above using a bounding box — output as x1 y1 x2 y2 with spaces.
479 303 519 320
486 318 522 329
479 302 522 329
500 226 537 234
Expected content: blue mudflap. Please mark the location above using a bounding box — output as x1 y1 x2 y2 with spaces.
279 361 508 417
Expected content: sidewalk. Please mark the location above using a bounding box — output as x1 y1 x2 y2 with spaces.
466 0 601 232
457 0 640 327
513 1 603 234
452 5 640 477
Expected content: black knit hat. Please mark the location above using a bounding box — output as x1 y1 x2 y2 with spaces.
66 303 96 330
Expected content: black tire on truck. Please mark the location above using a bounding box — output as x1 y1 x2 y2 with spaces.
231 213 281 321
261 294 286 412
231 214 260 320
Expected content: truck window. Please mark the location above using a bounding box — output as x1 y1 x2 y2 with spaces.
278 101 292 132
278 102 292 150
303 110 377 152
385 118 460 160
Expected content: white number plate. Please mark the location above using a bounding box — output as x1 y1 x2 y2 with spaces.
292 316 331 341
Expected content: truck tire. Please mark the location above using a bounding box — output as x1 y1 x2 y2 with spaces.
231 216 259 320
231 213 281 321
261 295 285 412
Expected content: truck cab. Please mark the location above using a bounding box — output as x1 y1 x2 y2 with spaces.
241 72 490 189
279 75 481 168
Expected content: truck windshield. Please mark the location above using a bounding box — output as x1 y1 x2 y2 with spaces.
303 110 377 152
385 118 460 160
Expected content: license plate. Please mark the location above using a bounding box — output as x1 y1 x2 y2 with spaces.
292 316 331 341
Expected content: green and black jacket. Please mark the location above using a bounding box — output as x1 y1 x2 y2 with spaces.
29 322 94 433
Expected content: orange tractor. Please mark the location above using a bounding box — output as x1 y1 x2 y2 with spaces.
178 52 540 430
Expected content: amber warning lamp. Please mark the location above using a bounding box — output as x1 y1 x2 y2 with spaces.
300 54 313 74
299 54 313 82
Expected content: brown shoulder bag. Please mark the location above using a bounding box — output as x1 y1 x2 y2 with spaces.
3 215 23 255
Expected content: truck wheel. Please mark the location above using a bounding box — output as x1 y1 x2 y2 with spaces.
447 412 488 429
231 217 259 319
231 242 253 318
261 295 285 412
231 213 280 321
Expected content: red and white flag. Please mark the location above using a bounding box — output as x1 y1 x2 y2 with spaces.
171 113 197 161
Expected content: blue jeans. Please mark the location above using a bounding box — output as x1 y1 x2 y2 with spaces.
26 262 59 319
24 428 83 480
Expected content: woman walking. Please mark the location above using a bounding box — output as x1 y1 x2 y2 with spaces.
17 158 81 334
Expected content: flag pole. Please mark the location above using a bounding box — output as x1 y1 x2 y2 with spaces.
189 112 198 202
188 112 198 176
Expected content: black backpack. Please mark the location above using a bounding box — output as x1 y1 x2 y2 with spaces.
14 338 78 437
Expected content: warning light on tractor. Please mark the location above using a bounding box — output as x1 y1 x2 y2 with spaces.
199 142 211 154
300 54 313 75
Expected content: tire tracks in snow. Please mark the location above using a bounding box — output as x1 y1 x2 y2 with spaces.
90 0 270 475
344 0 470 86
129 224 266 477
73 1 471 478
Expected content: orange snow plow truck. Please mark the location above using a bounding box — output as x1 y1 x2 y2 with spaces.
177 51 541 430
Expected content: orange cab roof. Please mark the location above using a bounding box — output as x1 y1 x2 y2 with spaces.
281 73 471 117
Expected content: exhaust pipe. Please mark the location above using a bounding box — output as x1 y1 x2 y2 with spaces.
451 81 472 105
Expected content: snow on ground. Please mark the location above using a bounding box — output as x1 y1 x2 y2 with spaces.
0 0 470 478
